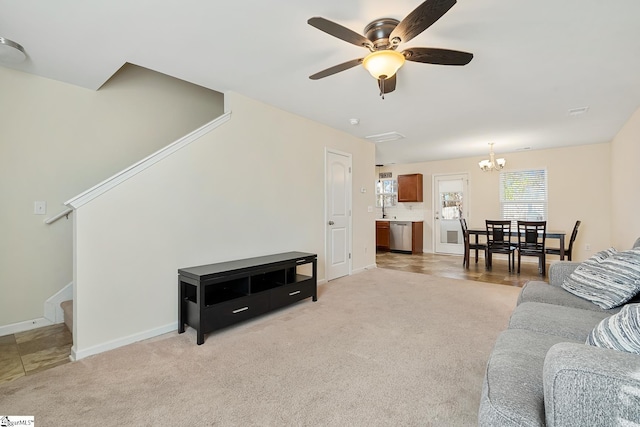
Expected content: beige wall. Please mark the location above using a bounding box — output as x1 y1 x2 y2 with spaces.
0 64 224 328
379 143 612 261
72 92 376 357
611 107 640 248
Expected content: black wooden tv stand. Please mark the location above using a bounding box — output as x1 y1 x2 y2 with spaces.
178 251 317 344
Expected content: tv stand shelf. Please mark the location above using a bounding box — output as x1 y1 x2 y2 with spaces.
178 251 317 344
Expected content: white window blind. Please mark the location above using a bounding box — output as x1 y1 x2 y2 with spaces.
500 169 547 224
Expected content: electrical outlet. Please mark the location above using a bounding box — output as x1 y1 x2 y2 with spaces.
585 244 591 251
34 201 46 215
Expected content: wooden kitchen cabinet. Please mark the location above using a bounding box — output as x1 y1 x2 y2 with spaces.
377 220 423 254
412 221 423 254
398 174 423 202
376 221 390 251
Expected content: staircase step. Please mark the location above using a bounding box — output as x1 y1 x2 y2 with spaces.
60 300 73 334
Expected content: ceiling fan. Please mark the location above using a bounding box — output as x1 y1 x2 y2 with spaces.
308 0 473 97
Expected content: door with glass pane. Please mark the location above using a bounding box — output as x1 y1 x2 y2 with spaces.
434 174 468 254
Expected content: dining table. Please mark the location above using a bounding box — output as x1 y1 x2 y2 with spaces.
465 227 567 268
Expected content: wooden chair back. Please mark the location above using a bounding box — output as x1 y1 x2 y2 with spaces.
517 221 547 254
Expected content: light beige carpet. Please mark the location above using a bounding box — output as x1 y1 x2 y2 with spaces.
0 268 519 426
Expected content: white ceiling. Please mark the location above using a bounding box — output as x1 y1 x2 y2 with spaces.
2 0 640 165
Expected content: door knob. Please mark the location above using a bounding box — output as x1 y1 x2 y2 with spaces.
328 221 335 225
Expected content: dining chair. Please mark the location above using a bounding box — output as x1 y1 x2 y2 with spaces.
460 218 487 268
517 220 547 276
545 220 580 261
485 220 517 272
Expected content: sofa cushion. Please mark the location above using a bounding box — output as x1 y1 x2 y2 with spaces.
478 329 581 427
586 303 640 354
518 281 622 313
510 302 610 341
562 248 640 309
543 342 640 426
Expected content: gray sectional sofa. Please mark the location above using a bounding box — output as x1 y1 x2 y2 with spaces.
479 240 640 426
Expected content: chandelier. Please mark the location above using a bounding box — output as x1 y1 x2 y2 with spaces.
478 143 505 172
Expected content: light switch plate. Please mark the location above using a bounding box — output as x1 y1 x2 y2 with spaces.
34 201 46 215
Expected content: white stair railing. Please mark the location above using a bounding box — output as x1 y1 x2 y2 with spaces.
45 207 73 224
65 111 231 209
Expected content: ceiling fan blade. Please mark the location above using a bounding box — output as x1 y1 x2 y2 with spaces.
308 17 373 48
403 47 473 65
390 0 457 45
378 74 397 94
309 58 364 80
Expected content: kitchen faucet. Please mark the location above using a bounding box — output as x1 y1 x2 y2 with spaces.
381 195 386 218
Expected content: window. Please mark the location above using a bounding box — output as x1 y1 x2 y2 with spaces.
500 169 547 224
375 179 397 208
441 192 462 220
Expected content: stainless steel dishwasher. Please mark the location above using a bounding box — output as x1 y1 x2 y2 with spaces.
389 221 412 252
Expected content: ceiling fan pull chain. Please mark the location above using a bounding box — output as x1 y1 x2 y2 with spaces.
380 77 385 99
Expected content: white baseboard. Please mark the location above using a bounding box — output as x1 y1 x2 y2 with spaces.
71 321 178 361
0 282 74 336
352 264 377 275
44 282 73 324
0 317 54 336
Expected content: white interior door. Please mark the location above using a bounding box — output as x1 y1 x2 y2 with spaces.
434 174 468 254
326 150 351 281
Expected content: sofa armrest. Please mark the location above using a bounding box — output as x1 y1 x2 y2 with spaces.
543 342 640 427
548 261 581 287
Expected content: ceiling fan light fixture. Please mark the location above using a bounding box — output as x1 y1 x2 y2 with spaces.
362 50 405 80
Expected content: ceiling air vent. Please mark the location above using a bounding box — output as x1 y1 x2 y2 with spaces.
568 106 589 117
365 131 406 143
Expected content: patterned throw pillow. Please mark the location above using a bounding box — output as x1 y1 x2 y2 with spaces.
586 303 640 354
561 248 616 293
562 248 640 309
592 247 619 262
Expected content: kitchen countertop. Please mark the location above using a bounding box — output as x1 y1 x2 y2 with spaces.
376 219 423 222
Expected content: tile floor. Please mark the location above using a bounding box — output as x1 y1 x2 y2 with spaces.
0 251 548 384
0 323 72 384
375 251 547 288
